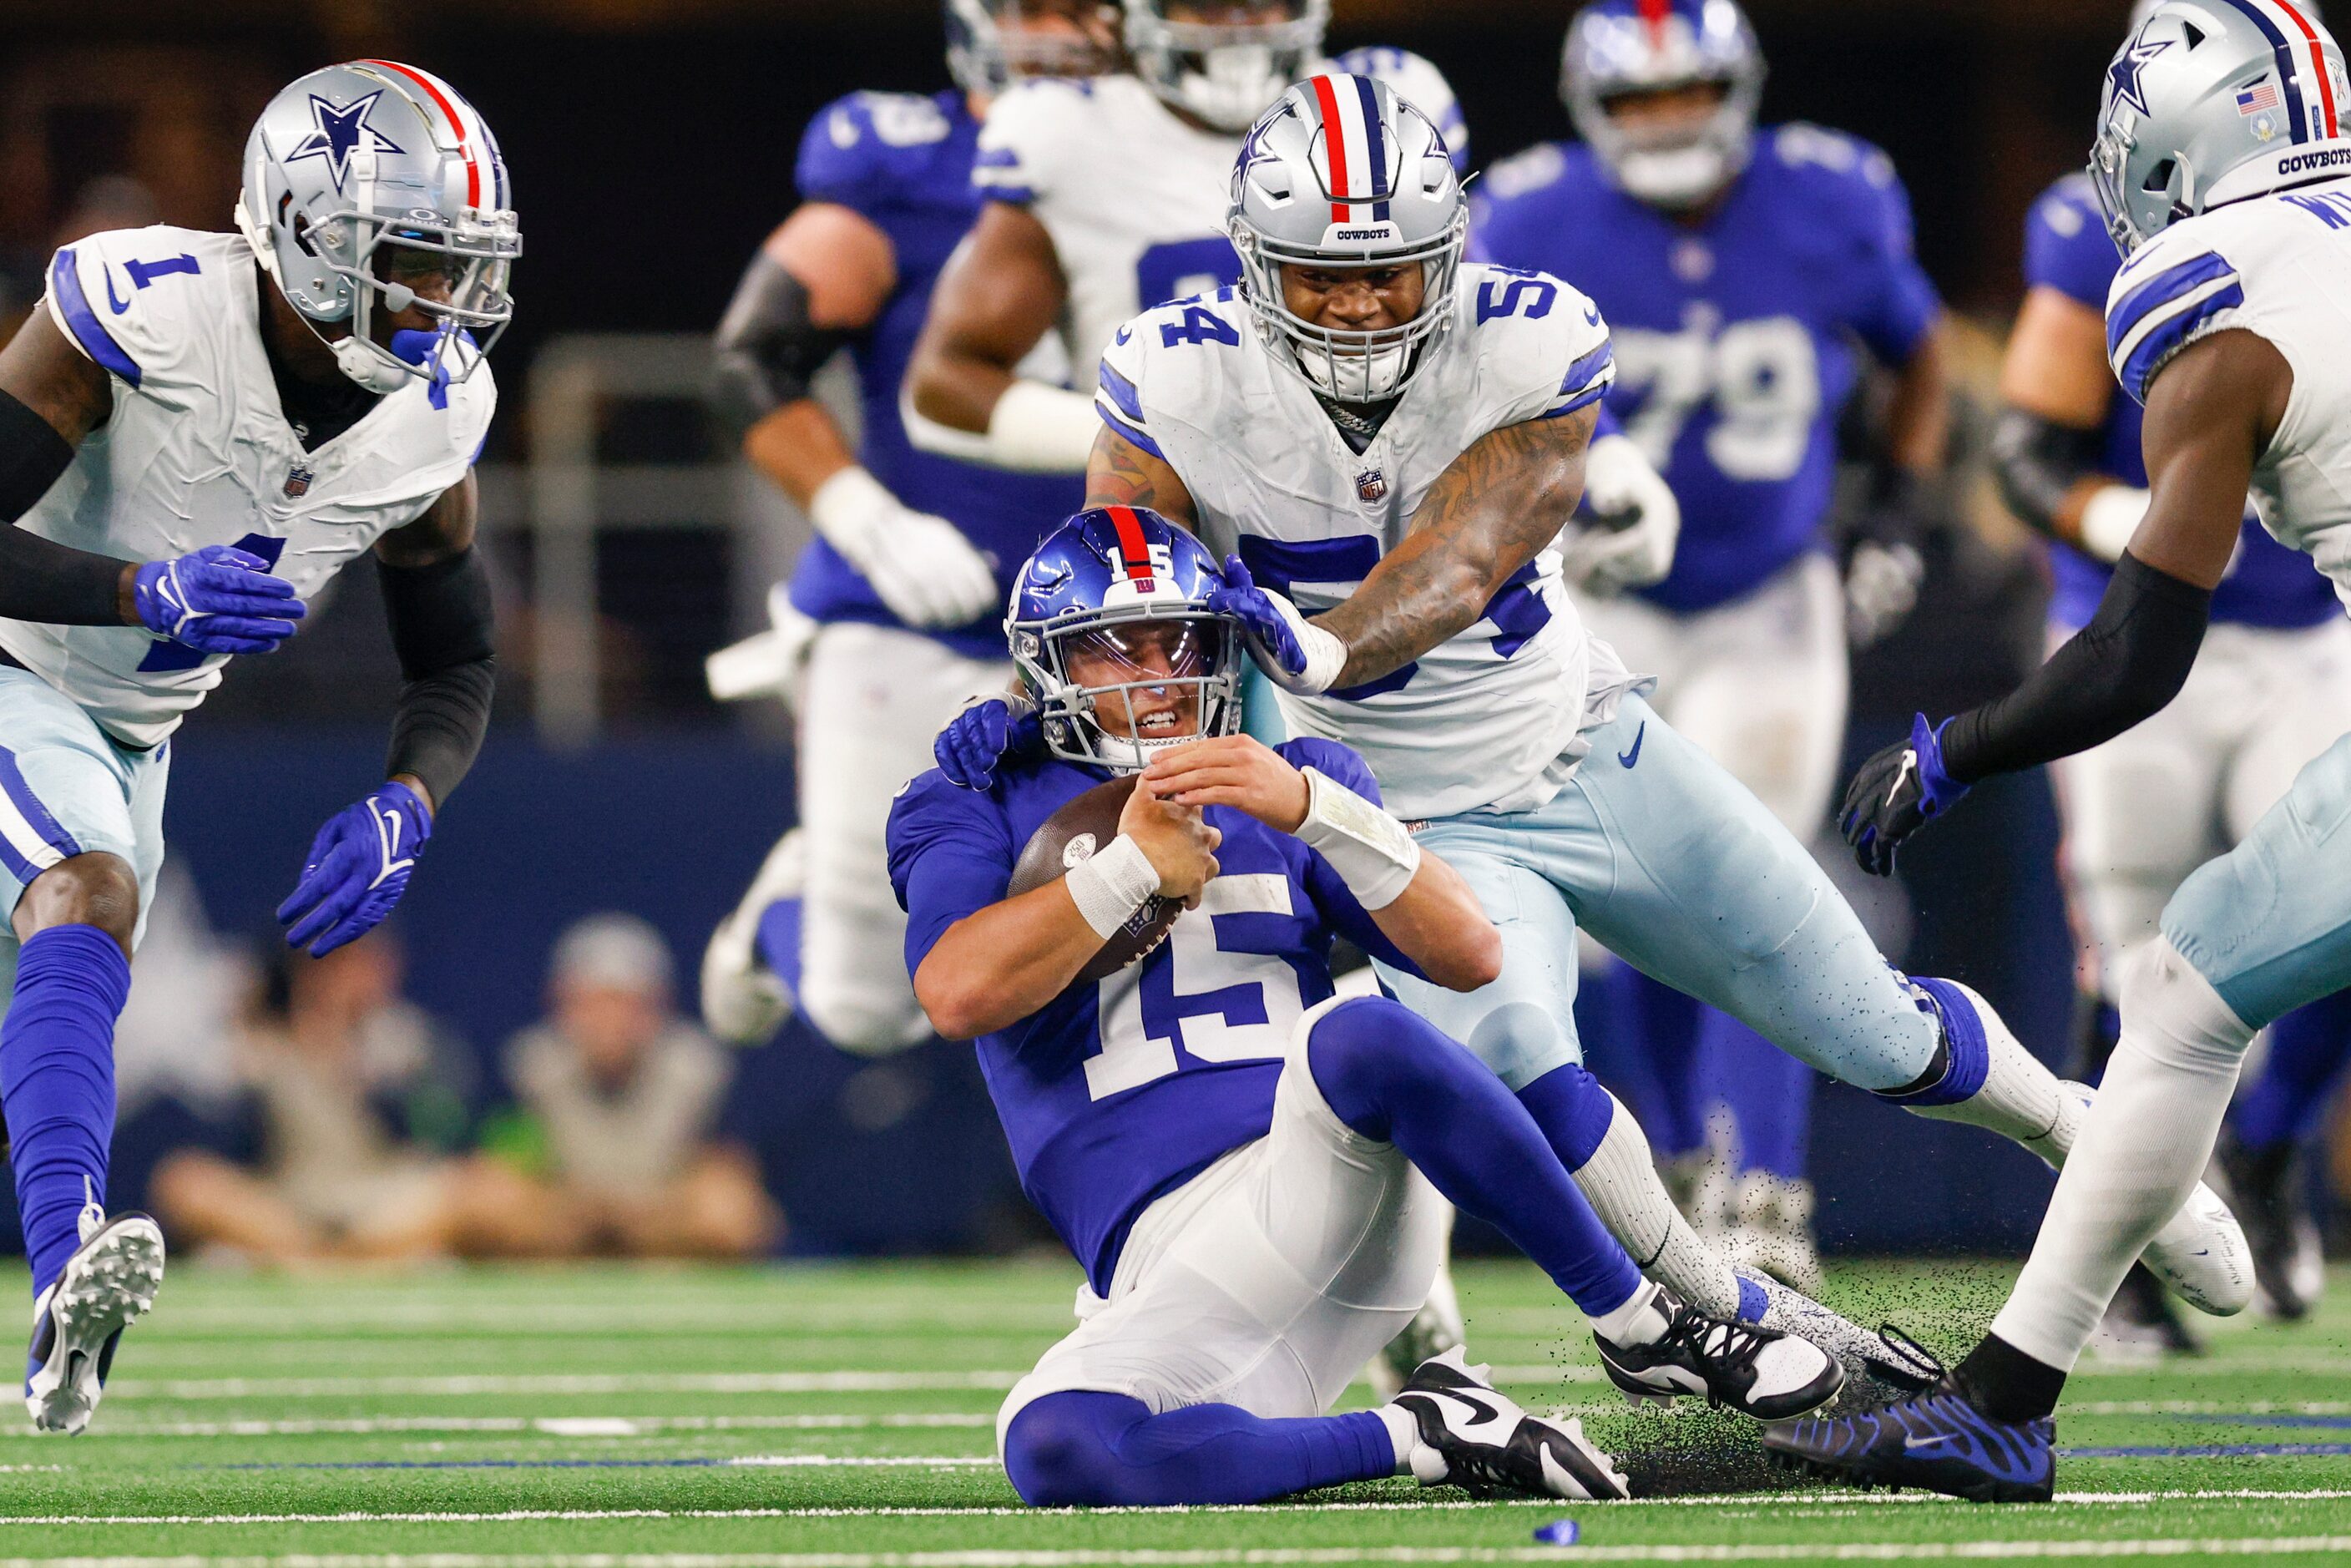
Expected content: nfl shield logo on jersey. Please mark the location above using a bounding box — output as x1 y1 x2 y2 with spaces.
284 464 315 498
1356 468 1388 503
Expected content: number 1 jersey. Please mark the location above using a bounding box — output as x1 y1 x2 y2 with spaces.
885 739 1413 1296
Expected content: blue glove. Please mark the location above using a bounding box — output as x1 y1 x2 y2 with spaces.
133 546 306 656
276 781 432 956
935 695 1044 791
1838 713 1968 878
1205 555 1347 695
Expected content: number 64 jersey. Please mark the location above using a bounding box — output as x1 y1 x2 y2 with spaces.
15 226 493 748
1095 265 1628 822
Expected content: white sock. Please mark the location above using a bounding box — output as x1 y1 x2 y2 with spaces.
1378 1402 1421 1474
1988 938 2255 1373
1570 1091 1742 1318
1589 1277 1669 1346
1904 980 2073 1160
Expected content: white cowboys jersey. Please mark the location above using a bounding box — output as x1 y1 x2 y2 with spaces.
976 52 1464 384
1097 265 1623 821
2105 177 2351 612
23 226 494 747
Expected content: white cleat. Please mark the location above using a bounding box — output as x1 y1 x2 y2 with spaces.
1391 1346 1631 1500
26 1207 164 1435
1367 1260 1465 1402
699 827 806 1046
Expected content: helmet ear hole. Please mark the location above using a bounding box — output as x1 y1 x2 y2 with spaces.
289 211 318 259
2179 20 2206 48
2143 158 2177 196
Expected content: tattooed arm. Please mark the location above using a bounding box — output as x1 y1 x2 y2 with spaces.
1084 422 1200 524
1317 406 1598 688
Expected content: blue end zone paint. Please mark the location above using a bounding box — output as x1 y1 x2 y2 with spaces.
2188 1414 2351 1429
2060 1442 2351 1459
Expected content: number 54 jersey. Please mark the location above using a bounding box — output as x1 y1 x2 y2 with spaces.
18 226 494 748
886 739 1416 1297
1095 266 1626 822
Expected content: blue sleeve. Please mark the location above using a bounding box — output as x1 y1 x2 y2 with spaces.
886 770 1019 979
1275 740 1426 979
1841 157 1941 366
2024 181 2121 310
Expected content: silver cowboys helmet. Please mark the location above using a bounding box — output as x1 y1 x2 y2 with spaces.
947 1 1120 97
1563 0 1767 211
1125 0 1331 132
236 61 519 395
2094 0 2351 254
1229 73 1466 403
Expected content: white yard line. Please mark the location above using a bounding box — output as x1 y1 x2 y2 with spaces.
101 1372 1024 1399
0 1414 995 1439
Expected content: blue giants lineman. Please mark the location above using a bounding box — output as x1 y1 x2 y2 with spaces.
696 0 1105 1051
889 508 1841 1508
1474 0 1954 1288
0 62 513 1431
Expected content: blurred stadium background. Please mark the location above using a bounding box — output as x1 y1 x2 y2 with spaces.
3 0 2341 1267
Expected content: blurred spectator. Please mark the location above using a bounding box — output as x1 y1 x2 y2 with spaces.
152 933 562 1262
485 914 781 1258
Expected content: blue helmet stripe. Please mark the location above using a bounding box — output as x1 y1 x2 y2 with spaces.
2208 0 2312 143
2105 249 2237 363
1352 73 1392 220
48 250 140 387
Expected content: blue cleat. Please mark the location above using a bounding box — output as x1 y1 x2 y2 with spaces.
1759 1383 2055 1503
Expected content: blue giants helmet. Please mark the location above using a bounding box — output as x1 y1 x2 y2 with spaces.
2093 0 2351 254
1562 0 1767 210
1007 508 1244 772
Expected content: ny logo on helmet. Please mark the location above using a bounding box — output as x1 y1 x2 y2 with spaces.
285 92 406 195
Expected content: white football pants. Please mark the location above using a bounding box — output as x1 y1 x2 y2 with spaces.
798 621 1010 1055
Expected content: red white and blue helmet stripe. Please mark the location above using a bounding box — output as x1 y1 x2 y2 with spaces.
360 58 511 212
1307 73 1395 226
2203 0 2341 144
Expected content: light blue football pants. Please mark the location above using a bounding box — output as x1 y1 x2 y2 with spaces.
2162 727 2351 1030
1375 695 1939 1095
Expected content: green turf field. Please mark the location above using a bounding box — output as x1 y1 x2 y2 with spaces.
4 1257 2348 1565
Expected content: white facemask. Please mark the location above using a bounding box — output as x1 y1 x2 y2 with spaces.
1176 46 1285 131
1615 143 1735 210
1296 340 1412 403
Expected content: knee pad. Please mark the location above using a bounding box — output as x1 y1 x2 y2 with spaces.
1464 999 1576 1089
1001 1390 1146 1508
2120 938 2258 1070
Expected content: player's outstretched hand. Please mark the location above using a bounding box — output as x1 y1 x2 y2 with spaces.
276 781 432 957
1564 432 1680 597
132 546 306 656
1207 556 1347 696
1121 771 1220 908
1140 736 1307 832
1838 713 1966 878
935 694 1044 790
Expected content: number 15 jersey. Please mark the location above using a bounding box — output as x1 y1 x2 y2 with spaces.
1095 266 1625 822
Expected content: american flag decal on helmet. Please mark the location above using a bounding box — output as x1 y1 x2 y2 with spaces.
1308 73 1393 226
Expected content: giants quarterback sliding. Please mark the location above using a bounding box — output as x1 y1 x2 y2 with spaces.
0 61 512 1433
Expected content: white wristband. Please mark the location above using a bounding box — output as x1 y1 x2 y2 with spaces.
1064 833 1162 940
806 465 894 557
985 380 1100 473
2078 484 2149 564
1292 767 1421 910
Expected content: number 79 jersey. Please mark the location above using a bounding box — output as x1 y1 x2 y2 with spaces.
886 739 1414 1297
1095 266 1621 822
17 226 493 748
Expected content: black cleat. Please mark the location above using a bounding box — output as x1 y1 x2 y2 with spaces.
1760 1382 2055 1504
2215 1128 2322 1322
1392 1347 1631 1500
1594 1285 1844 1420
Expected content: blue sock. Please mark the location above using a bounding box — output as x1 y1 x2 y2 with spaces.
0 925 131 1299
1308 997 1641 1318
1004 1389 1394 1506
2232 989 2351 1152
1705 1010 1813 1180
1620 968 1711 1159
753 895 803 1001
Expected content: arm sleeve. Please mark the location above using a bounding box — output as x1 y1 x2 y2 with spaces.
1277 740 1423 979
1940 552 2213 784
379 545 497 810
0 389 125 625
1990 408 2111 537
887 771 1019 977
710 254 850 432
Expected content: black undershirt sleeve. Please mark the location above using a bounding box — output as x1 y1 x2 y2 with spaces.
710 254 851 435
1941 552 2213 785
1990 407 2111 539
0 389 126 626
379 546 497 812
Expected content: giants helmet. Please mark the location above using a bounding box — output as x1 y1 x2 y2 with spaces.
1228 73 1465 404
1124 0 1330 132
1008 508 1244 773
2093 0 2351 254
1562 0 1767 211
236 61 519 395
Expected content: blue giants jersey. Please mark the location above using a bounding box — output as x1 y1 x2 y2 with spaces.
2023 175 2335 632
886 739 1418 1294
1474 126 1941 613
787 90 1082 658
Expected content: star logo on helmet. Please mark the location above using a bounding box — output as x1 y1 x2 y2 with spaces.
2107 36 2172 119
285 91 406 195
